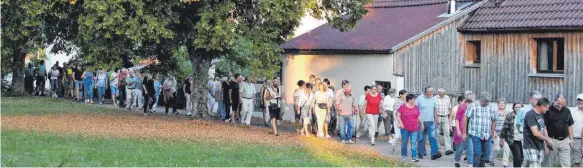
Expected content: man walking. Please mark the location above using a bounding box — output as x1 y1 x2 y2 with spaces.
542 95 574 167
337 86 356 144
463 92 497 167
417 86 442 160
572 94 583 167
230 74 243 123
435 88 454 155
522 97 553 167
239 76 257 126
125 70 138 111
516 91 543 136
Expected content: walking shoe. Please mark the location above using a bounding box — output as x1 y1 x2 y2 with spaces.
390 144 396 154
370 141 375 146
418 154 424 159
347 140 354 144
341 140 346 144
187 112 192 116
143 113 148 116
454 163 460 167
413 158 419 162
431 152 442 160
445 150 454 155
401 156 407 161
489 160 495 166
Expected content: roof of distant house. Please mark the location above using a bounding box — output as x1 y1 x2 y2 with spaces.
459 0 583 32
281 0 479 53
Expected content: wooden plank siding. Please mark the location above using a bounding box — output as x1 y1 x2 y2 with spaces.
392 13 582 105
461 32 583 106
392 15 469 94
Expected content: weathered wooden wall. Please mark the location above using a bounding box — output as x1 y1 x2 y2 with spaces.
393 13 583 105
392 15 469 94
461 32 583 105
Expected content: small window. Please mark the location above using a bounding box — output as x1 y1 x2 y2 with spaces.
374 81 391 96
536 38 564 73
466 41 481 65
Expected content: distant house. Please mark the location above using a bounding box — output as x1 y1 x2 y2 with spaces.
457 0 583 105
280 0 482 120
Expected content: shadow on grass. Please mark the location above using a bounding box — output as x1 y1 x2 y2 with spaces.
1 97 126 116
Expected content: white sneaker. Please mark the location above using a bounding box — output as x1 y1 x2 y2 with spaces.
187 112 192 116
347 140 355 144
341 140 346 144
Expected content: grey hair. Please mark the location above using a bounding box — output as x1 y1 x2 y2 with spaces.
438 88 446 93
529 91 542 99
480 92 492 102
388 88 396 95
554 94 566 101
465 93 476 103
497 98 507 104
464 90 473 97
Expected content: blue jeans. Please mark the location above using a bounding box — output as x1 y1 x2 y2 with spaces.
84 83 93 100
471 135 491 167
401 129 419 159
339 115 354 141
97 86 106 104
217 102 225 120
454 139 474 165
418 121 439 156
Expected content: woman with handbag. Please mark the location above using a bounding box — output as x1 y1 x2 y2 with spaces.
313 83 331 138
265 78 283 136
297 83 313 136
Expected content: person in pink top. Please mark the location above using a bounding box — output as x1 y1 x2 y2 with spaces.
453 93 475 167
361 85 383 146
396 94 424 162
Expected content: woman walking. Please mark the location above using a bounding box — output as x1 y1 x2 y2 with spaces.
81 69 95 104
490 98 508 166
266 78 283 136
500 102 523 168
96 69 108 104
163 74 178 115
142 74 156 115
313 83 331 138
110 68 119 107
50 66 60 97
453 93 475 167
183 75 193 116
297 83 313 136
292 80 304 132
396 94 424 162
152 75 161 112
361 85 383 145
382 88 397 141
390 90 407 151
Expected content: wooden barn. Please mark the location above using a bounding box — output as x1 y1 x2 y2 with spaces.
457 0 583 105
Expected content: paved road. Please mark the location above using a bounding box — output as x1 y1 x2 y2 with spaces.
352 137 508 167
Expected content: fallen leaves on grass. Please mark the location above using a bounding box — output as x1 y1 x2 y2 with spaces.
2 114 303 146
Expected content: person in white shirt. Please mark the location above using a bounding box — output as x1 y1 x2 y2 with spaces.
355 85 371 138
239 76 257 126
572 94 583 167
382 88 397 152
50 66 61 97
323 78 334 137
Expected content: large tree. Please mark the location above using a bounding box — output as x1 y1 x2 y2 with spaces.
1 0 46 95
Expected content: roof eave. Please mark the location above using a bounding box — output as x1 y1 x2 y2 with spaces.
282 48 393 54
390 0 486 52
458 27 583 34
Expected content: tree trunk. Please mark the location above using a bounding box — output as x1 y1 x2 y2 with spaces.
188 49 212 119
9 51 26 96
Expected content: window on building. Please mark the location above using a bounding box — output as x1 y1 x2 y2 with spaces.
536 38 564 73
374 81 391 96
466 41 481 65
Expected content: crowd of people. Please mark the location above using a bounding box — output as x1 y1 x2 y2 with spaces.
24 61 583 167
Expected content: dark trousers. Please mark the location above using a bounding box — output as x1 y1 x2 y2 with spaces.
165 92 177 113
510 140 524 168
25 77 34 94
223 102 231 120
119 86 126 107
143 94 156 113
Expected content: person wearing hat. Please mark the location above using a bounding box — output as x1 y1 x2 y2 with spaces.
572 94 583 167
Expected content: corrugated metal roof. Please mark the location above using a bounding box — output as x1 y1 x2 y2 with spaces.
459 0 583 31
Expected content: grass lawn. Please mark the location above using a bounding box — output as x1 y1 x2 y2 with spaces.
1 97 408 167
